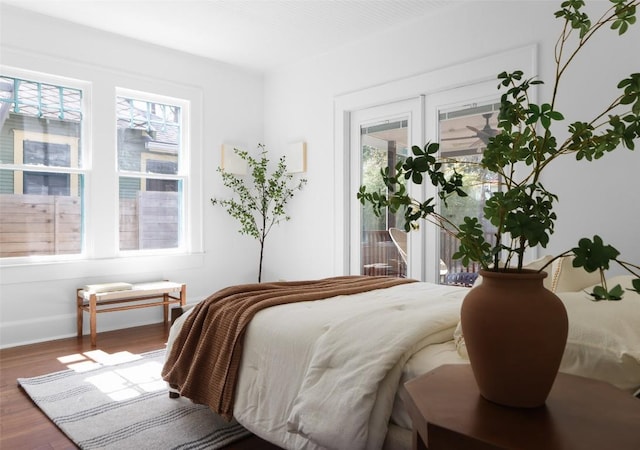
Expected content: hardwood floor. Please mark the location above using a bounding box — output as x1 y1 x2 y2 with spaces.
0 323 281 450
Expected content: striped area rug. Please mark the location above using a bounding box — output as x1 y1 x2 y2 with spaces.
18 349 250 449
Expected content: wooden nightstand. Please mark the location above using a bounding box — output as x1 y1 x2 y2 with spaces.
400 364 640 450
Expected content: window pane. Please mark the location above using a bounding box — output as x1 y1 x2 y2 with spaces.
438 104 500 276
359 119 408 277
0 75 84 258
116 96 180 174
119 177 182 251
23 172 70 195
23 141 71 168
116 92 185 252
0 171 83 257
0 76 82 123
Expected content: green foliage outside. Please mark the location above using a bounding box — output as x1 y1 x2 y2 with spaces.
361 145 389 231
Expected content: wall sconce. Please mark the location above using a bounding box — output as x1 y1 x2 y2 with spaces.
220 144 247 175
285 141 307 173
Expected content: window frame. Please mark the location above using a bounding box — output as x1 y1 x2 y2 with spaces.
115 87 190 255
0 62 204 282
0 69 90 262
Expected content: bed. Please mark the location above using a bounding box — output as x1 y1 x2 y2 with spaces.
162 269 640 450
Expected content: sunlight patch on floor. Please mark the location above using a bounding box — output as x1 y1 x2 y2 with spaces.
54 349 167 400
67 360 103 372
85 361 165 401
57 349 143 372
57 353 86 364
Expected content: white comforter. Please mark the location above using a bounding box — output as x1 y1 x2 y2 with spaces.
167 281 468 450
167 276 640 450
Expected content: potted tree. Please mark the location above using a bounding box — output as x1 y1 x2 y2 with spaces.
212 144 307 283
359 0 640 407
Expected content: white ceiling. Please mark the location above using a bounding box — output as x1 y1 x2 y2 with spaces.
3 0 457 72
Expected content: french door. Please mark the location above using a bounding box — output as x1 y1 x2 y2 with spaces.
349 98 425 280
349 80 501 282
425 80 501 278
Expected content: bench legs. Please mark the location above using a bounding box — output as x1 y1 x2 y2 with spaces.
76 289 83 339
163 294 169 325
89 293 98 347
76 290 98 347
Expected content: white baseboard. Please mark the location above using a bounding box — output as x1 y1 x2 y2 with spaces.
0 311 163 349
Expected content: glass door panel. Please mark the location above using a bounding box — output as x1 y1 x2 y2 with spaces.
422 78 502 283
438 102 501 278
360 119 409 277
350 98 422 278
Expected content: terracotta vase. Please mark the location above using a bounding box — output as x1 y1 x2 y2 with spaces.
460 269 568 408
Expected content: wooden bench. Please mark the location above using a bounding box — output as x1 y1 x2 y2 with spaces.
77 281 186 347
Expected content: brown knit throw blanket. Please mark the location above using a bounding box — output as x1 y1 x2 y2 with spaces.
161 275 415 420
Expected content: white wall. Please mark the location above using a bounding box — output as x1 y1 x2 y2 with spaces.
263 1 640 280
0 5 265 347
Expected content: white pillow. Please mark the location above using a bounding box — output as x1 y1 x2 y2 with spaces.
559 275 640 391
455 275 640 392
550 255 601 293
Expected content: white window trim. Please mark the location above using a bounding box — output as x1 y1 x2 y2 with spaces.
1 68 90 265
0 58 204 283
115 87 189 255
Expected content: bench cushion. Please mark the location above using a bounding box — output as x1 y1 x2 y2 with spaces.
83 282 133 294
79 281 183 302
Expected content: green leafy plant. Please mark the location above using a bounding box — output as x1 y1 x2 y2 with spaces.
358 0 640 300
212 143 307 282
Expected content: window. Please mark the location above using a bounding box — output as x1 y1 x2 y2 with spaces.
23 141 71 195
0 75 85 258
116 90 187 252
1 76 192 260
0 62 202 281
438 103 501 273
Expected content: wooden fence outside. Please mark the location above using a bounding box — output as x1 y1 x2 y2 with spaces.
0 194 82 257
136 191 179 250
0 192 179 257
